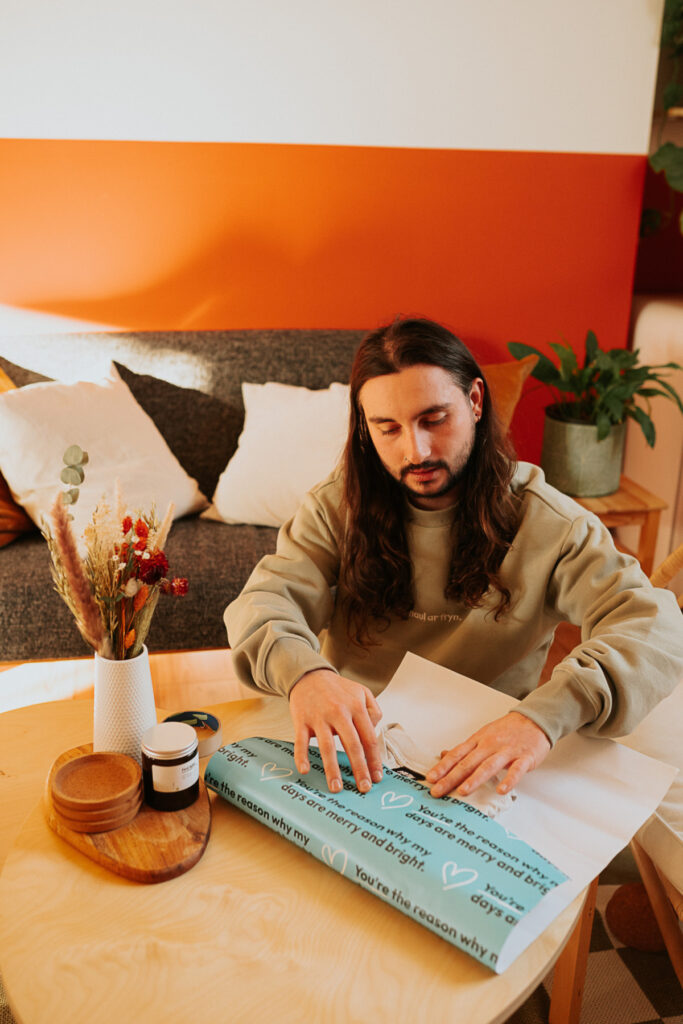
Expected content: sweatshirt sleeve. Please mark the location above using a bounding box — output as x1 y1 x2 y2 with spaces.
517 513 683 745
224 480 343 698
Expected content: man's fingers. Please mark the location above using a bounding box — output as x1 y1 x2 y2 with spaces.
449 752 510 797
316 729 344 793
332 721 371 793
333 688 383 792
495 756 534 794
365 689 383 728
427 713 551 798
337 692 385 791
426 739 475 784
354 704 384 784
429 750 499 798
293 722 312 774
288 672 386 794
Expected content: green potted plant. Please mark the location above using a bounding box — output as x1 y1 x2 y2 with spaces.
508 330 683 497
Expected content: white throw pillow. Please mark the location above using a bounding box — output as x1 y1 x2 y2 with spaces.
204 381 349 527
0 364 207 543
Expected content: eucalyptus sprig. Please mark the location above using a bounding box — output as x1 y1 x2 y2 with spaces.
508 330 683 446
60 443 89 515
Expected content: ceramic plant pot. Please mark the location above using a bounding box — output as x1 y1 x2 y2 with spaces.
541 410 626 497
93 645 157 762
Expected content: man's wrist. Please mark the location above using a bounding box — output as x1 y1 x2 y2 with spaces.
288 666 338 700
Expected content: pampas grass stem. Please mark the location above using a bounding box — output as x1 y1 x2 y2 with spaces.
49 496 113 658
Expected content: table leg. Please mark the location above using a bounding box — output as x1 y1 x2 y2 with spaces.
548 875 598 1024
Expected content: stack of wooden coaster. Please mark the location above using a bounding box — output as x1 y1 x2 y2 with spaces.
50 751 142 833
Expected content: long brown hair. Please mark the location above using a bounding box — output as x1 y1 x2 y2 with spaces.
340 317 521 647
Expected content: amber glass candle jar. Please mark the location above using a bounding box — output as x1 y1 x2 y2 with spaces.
141 722 199 811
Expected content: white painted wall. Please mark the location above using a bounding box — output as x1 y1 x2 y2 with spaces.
1 0 663 153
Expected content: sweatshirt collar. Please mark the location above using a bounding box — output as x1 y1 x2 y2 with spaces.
404 499 457 527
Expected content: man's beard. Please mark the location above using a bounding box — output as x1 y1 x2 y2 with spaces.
395 424 476 502
397 458 467 501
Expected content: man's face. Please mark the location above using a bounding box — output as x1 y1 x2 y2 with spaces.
359 364 484 510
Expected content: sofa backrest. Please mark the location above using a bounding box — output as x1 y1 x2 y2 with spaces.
0 329 366 500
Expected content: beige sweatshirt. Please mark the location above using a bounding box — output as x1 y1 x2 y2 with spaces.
225 462 683 745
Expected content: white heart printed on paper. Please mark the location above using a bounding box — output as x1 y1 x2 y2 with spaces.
503 828 524 841
380 791 414 810
442 861 479 890
321 845 348 876
260 761 294 781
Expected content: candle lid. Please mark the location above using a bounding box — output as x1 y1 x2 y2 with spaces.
142 721 198 759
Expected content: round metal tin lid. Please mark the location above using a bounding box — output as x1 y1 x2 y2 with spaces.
163 711 223 757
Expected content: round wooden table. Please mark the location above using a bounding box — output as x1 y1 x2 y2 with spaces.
0 696 587 1024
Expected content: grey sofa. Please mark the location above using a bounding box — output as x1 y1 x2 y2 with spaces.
0 330 365 662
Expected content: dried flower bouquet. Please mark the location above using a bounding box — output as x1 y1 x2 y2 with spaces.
42 446 188 660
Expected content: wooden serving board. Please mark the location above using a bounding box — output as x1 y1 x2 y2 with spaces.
44 743 211 883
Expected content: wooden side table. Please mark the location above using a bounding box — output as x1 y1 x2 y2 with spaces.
575 475 667 577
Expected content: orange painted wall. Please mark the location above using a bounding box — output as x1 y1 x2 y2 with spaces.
0 138 646 460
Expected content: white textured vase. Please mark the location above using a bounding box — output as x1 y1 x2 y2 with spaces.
93 645 157 762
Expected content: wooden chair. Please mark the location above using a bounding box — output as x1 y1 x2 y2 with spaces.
625 541 683 986
630 837 683 987
650 540 683 608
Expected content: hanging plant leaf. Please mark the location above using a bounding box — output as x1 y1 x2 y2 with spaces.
650 142 683 193
663 80 683 110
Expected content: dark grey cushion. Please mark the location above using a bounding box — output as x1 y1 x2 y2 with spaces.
113 361 233 501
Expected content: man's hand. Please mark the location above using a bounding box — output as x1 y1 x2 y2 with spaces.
289 669 384 794
425 711 551 798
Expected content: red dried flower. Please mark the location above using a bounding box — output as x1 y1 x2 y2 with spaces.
135 518 149 539
133 584 149 612
138 549 169 585
170 577 189 596
134 538 147 552
122 516 133 534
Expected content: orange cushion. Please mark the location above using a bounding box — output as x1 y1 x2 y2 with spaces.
0 366 36 548
483 354 538 432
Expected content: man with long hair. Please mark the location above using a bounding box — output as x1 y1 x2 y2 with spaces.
226 317 683 799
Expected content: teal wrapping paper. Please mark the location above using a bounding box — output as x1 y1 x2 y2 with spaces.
205 736 567 972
